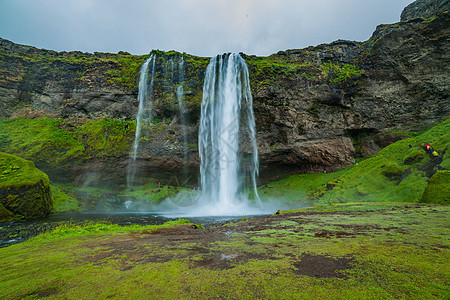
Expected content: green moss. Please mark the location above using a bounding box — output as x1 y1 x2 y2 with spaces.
380 162 404 179
0 152 49 190
0 152 53 220
0 202 17 221
260 119 450 205
51 184 80 213
0 117 135 171
419 170 450 204
75 118 135 158
0 117 82 169
403 149 426 165
106 54 148 90
322 62 363 84
123 181 189 205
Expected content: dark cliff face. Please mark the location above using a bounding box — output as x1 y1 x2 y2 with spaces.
0 0 448 185
401 0 450 21
247 8 449 176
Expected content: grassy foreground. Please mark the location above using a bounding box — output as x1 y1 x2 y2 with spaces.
0 203 448 299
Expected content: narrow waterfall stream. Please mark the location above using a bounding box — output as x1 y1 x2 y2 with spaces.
176 56 188 179
126 54 156 189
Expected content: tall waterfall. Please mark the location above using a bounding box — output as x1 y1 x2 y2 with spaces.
127 54 156 189
177 56 188 176
198 53 261 215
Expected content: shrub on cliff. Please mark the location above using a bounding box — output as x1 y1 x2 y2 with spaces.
0 152 53 221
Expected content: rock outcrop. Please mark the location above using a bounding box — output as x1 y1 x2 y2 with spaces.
0 152 53 220
0 0 448 185
401 0 450 21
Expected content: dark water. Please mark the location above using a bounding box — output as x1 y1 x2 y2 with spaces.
0 212 253 248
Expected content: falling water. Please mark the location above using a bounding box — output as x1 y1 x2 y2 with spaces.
177 56 188 177
164 58 174 90
197 53 261 215
127 54 156 189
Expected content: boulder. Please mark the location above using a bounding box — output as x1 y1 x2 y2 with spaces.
0 152 53 220
419 170 450 204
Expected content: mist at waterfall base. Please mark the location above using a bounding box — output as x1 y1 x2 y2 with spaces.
157 54 275 217
124 53 283 218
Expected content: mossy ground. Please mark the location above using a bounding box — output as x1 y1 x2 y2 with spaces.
0 203 448 299
259 119 450 206
51 185 80 213
50 179 190 213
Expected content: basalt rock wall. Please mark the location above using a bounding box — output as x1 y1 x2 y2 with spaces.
0 0 448 185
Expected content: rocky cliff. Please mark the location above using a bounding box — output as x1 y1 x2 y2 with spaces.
0 0 448 186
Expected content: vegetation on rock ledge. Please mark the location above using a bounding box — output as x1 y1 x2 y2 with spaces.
0 117 135 171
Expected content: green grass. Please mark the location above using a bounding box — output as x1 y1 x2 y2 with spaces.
0 203 448 299
49 180 192 213
51 184 80 213
31 219 191 243
259 170 343 207
260 119 450 206
123 181 189 205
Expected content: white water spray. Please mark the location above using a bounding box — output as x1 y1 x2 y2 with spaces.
197 53 261 215
127 54 156 189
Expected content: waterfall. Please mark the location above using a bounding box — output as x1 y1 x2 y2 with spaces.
127 54 156 189
197 53 261 215
177 56 188 178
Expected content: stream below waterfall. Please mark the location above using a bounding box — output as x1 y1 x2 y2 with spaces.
0 212 264 248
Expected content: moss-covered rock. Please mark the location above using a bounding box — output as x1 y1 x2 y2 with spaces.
0 202 17 221
403 149 426 165
0 152 53 220
419 170 450 204
380 162 404 180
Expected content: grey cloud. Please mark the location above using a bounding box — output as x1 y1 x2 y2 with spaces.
0 0 415 56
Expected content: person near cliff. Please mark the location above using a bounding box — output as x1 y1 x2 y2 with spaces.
425 144 439 156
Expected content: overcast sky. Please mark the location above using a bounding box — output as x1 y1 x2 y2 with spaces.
0 0 415 57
